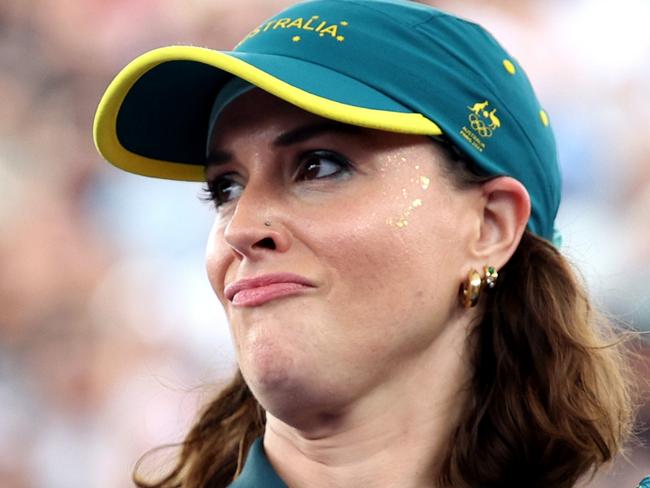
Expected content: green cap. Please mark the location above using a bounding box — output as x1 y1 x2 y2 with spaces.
93 0 561 242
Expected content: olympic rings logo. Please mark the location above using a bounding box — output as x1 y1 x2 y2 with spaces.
468 113 493 138
466 100 501 140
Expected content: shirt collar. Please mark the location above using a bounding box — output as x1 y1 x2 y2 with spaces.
227 437 288 488
227 437 503 487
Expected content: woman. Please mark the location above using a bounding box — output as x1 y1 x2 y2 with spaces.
93 1 639 487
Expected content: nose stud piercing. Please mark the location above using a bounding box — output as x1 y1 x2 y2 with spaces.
264 221 272 227
460 266 498 308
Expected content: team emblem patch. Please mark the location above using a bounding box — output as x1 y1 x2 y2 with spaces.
460 100 502 152
467 100 501 138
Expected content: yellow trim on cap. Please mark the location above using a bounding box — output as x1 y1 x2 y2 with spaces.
93 45 442 181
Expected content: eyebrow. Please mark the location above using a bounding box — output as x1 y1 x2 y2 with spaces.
205 121 363 168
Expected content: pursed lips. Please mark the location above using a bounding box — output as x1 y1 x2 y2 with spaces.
224 272 316 307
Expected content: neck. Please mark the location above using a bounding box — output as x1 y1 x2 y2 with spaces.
262 317 472 488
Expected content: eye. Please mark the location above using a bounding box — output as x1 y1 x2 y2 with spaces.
200 150 353 208
201 173 244 208
294 150 353 181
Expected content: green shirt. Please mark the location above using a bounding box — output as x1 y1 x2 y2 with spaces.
227 438 288 488
226 437 650 488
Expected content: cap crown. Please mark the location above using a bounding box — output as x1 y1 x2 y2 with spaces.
234 0 560 240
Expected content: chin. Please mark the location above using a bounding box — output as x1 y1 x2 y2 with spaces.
249 358 295 393
242 351 341 426
241 337 299 393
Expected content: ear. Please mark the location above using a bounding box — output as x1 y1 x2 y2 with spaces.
469 176 531 269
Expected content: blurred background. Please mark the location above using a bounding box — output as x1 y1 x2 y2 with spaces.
0 0 648 486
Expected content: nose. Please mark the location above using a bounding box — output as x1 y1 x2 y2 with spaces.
223 186 292 261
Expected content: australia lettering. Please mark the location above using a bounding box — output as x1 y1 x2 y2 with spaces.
239 15 348 44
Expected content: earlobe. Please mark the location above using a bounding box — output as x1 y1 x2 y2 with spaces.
472 176 531 268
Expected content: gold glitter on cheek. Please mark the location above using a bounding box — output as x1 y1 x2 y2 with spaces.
386 216 409 227
386 198 424 229
384 159 429 229
396 217 408 228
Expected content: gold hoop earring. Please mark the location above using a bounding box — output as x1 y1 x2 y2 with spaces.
460 266 498 308
461 269 483 308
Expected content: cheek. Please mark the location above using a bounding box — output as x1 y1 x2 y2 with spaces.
205 220 229 303
314 182 466 347
318 212 449 325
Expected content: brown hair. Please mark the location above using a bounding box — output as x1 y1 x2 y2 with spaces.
133 142 638 488
440 231 637 487
134 371 263 488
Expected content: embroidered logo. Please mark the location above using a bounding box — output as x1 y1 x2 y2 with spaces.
460 100 501 152
236 16 349 48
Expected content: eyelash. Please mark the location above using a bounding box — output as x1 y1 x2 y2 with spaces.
200 150 354 209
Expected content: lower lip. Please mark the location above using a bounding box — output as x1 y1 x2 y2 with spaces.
232 283 313 307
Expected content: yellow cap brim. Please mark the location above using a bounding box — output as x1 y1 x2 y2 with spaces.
93 46 442 181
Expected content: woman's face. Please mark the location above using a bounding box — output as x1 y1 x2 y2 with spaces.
205 89 482 421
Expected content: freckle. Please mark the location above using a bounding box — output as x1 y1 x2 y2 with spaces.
419 176 430 190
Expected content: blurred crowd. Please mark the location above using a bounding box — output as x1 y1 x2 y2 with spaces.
0 0 648 486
